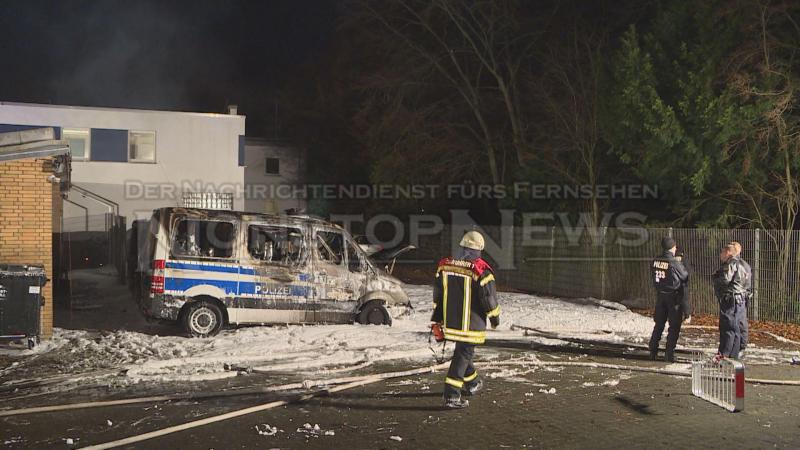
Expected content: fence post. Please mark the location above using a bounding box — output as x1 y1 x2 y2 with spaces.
668 227 673 238
601 226 607 300
548 226 555 295
105 212 113 266
753 228 760 321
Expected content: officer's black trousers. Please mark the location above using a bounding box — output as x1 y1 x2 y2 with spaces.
649 292 684 354
737 301 749 351
719 297 742 358
444 341 477 398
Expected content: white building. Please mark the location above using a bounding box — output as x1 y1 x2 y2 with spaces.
243 137 307 215
0 102 307 230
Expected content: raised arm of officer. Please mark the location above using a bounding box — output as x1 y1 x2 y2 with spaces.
714 244 737 298
672 256 689 283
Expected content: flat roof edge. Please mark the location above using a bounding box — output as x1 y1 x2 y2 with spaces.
0 143 70 162
0 101 246 120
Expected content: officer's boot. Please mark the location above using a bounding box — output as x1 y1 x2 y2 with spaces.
443 385 469 409
664 350 675 363
462 378 483 396
648 349 658 361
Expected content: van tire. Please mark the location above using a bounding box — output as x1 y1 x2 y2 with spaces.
357 301 392 326
183 301 223 337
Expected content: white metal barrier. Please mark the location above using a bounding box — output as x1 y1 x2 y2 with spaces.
691 356 745 412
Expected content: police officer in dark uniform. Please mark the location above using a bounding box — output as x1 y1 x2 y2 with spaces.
649 236 691 362
713 243 750 359
432 231 500 409
730 241 752 357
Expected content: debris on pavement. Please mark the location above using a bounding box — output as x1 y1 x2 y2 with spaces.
255 424 279 436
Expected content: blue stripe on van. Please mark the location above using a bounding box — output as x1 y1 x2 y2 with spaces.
164 277 312 298
164 277 239 295
165 261 256 275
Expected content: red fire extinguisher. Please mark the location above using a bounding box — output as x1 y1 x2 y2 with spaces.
431 322 445 342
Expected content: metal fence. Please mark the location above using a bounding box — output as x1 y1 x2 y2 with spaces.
56 213 127 278
692 356 745 412
401 225 800 324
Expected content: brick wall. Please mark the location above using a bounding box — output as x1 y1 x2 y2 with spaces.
0 157 56 338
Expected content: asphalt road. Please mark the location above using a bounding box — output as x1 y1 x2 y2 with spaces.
2 354 799 449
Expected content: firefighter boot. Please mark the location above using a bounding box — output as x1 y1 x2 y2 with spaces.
443 385 469 409
462 378 483 396
444 396 469 409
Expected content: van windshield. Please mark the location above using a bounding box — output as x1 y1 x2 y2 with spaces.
172 219 235 259
248 225 305 266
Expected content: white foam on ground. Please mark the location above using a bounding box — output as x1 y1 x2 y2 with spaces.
4 284 789 385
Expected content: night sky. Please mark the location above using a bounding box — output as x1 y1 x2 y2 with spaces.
0 0 336 136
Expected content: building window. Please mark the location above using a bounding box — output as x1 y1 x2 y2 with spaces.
63 128 90 160
265 157 280 175
129 130 156 163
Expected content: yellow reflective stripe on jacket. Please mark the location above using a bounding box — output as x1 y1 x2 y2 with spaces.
442 274 448 327
444 327 486 344
445 377 464 388
444 333 485 344
462 276 471 332
464 371 478 382
479 273 495 286
444 327 485 338
438 265 474 278
486 306 501 318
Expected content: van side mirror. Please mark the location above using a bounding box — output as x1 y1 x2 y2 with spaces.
386 258 397 275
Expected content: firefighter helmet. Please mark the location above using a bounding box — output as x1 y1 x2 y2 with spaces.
459 231 485 251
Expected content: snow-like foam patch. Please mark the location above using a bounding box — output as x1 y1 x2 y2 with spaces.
0 284 679 384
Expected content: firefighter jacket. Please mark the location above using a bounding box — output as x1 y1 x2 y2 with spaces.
431 256 500 345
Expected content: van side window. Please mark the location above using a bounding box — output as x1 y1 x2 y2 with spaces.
316 231 344 265
248 225 305 265
172 219 235 259
346 240 364 273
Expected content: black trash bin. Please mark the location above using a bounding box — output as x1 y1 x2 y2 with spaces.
0 264 47 349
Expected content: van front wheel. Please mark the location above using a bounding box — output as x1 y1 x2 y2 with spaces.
183 301 223 337
357 301 392 326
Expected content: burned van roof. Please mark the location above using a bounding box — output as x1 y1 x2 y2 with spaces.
155 207 342 230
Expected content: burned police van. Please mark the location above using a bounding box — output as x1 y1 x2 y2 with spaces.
132 207 412 337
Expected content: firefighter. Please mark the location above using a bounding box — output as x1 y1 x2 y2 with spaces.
431 231 500 409
649 236 691 362
713 243 750 359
